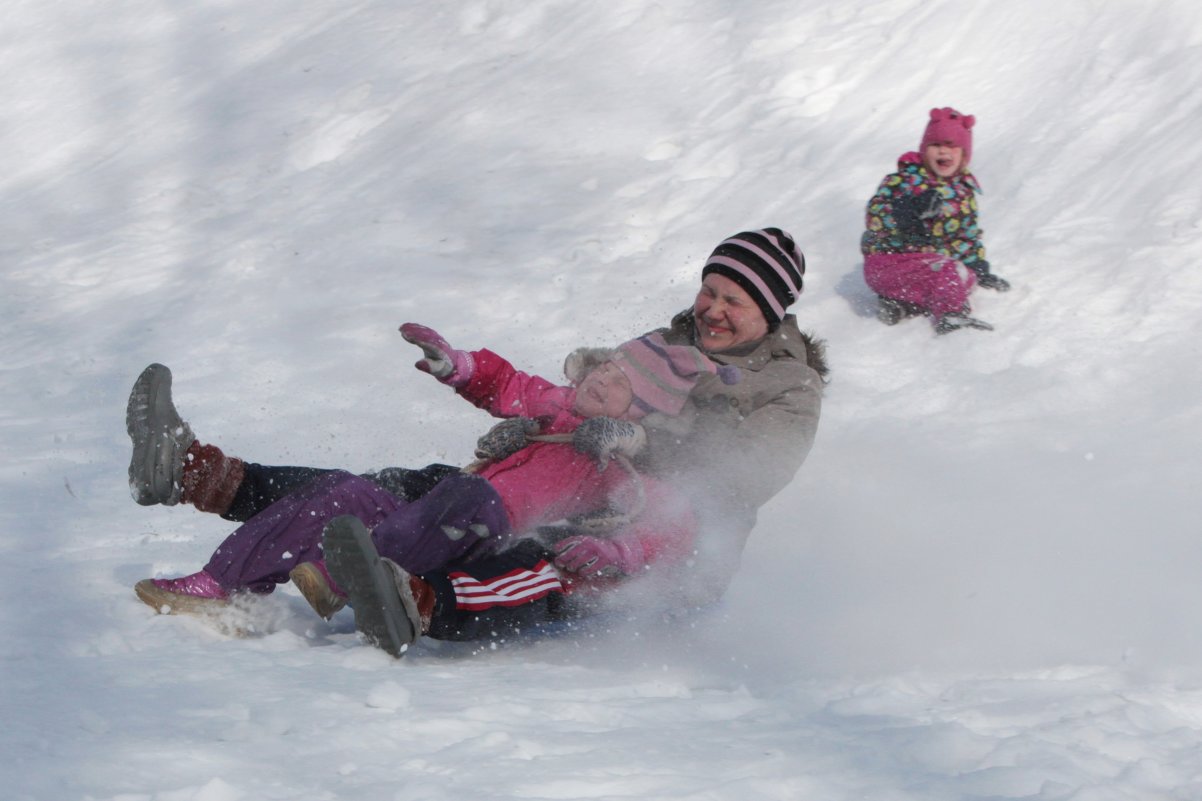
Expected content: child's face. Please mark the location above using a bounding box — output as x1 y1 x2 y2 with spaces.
573 361 634 419
923 142 965 178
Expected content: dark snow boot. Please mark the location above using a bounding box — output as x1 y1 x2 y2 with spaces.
876 296 925 326
322 516 422 658
877 296 904 325
976 272 1011 292
127 363 195 505
934 313 994 335
970 261 1011 292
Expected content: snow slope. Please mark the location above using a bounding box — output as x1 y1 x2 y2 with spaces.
4 1 1202 798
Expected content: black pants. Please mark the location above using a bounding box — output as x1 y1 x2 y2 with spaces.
222 462 460 522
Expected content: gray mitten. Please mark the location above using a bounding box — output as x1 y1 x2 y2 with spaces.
572 417 647 470
474 417 540 462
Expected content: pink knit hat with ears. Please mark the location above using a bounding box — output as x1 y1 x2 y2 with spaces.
921 107 975 164
610 333 740 419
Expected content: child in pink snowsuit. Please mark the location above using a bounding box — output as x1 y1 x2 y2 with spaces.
861 107 1010 334
134 324 738 622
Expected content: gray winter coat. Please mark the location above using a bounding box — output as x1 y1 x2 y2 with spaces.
636 309 824 598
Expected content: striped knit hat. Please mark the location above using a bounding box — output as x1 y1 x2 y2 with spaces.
701 228 805 324
611 333 740 419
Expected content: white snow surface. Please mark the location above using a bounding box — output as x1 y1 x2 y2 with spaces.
4 1 1202 799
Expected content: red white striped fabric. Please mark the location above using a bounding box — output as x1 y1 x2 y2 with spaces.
449 560 563 610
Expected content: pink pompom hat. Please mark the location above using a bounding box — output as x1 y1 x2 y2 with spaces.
611 333 739 419
921 107 975 164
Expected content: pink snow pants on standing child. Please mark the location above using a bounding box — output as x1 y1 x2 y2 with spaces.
864 252 977 315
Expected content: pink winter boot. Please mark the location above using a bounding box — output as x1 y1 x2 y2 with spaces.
134 570 230 615
288 560 348 620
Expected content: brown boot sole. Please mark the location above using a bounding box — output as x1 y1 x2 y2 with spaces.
288 563 348 620
134 579 252 637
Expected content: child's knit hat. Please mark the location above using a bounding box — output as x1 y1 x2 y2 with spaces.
608 333 739 419
921 107 975 164
701 228 805 325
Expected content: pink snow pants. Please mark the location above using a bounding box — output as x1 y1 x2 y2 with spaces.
864 252 977 315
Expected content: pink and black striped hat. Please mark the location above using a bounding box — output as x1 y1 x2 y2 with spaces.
701 228 805 324
612 333 740 419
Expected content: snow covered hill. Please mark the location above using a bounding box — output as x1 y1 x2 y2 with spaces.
4 1 1202 798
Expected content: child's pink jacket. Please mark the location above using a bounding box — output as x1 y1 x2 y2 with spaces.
457 349 695 568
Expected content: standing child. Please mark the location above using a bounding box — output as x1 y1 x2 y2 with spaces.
861 107 1009 334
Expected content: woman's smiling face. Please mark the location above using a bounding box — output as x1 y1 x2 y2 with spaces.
692 273 770 353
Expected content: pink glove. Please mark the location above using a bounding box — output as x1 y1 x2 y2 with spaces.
399 323 473 387
553 535 645 578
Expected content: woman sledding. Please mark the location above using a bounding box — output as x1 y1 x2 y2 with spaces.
135 324 726 652
128 228 829 655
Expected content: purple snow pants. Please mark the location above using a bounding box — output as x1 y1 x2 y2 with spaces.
204 470 511 593
864 252 977 315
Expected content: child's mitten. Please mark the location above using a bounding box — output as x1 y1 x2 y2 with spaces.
474 417 540 462
553 535 646 577
399 323 474 387
571 417 646 470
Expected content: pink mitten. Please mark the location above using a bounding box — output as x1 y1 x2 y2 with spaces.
553 535 645 578
399 323 473 387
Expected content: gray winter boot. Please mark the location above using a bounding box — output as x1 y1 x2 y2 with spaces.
126 363 195 506
322 516 421 658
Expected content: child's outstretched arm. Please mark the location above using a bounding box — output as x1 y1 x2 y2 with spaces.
399 323 575 420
